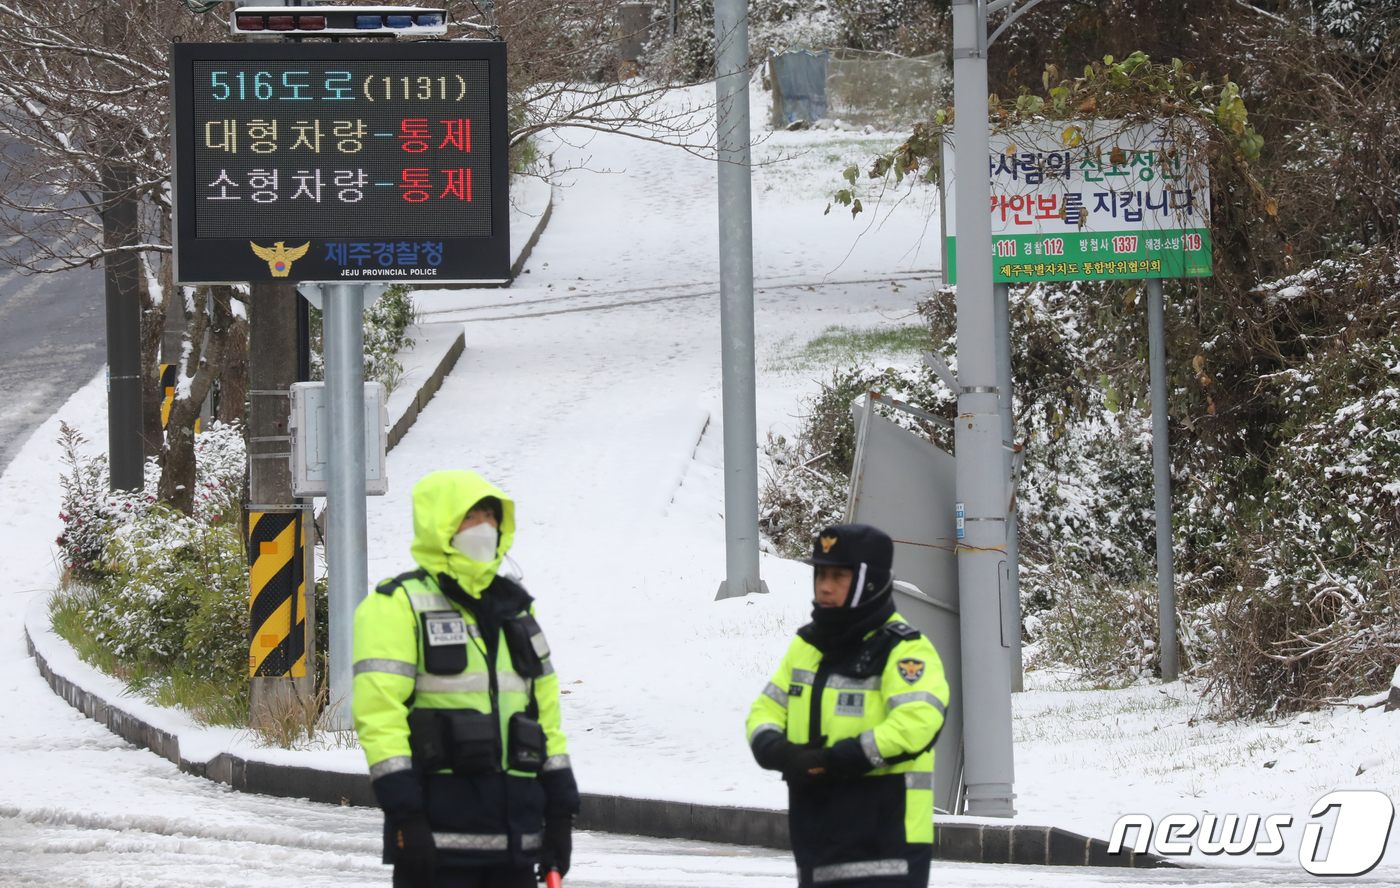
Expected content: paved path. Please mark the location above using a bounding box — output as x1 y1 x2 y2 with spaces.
0 246 106 474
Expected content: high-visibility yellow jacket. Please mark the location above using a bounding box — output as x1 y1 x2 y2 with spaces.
353 471 578 869
746 612 949 886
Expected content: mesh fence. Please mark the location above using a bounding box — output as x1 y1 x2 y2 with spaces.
826 49 948 128
769 48 948 130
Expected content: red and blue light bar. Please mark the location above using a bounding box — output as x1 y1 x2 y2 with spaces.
232 6 448 37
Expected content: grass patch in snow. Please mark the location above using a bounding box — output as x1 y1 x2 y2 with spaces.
50 582 249 727
764 323 927 375
753 134 908 201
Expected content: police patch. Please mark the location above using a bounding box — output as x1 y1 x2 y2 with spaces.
897 658 925 685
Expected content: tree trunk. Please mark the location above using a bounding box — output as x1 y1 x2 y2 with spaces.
139 251 166 458
219 311 249 427
159 285 235 515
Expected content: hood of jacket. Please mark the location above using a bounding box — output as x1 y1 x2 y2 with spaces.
410 470 516 597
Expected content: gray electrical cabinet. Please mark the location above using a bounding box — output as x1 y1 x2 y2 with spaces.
289 381 389 497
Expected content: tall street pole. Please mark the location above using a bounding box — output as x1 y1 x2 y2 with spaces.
993 281 1023 692
952 0 1016 816
1147 278 1178 681
103 159 143 491
324 282 368 728
713 0 766 600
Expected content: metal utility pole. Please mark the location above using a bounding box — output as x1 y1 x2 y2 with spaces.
713 0 766 600
993 282 1023 692
102 159 143 491
1147 278 1177 681
323 282 369 728
951 0 1016 816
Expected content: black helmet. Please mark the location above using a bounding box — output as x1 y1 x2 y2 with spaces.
805 523 894 608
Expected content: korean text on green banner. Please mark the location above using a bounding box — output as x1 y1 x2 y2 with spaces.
943 121 1212 283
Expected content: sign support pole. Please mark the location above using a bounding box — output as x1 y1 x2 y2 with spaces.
952 0 1016 816
1147 277 1177 681
993 281 1023 692
103 158 144 491
713 0 766 600
323 281 368 729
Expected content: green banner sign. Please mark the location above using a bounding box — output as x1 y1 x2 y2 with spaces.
943 121 1213 283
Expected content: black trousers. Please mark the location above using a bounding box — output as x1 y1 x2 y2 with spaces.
393 865 536 888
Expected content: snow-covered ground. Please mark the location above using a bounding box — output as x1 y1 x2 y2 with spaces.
2 83 1398 884
376 94 939 813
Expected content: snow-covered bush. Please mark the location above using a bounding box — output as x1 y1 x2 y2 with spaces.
761 277 1192 686
760 362 952 557
656 0 943 84
1318 0 1400 58
52 421 251 722
90 506 247 670
1020 565 1163 686
56 423 156 580
1188 252 1400 715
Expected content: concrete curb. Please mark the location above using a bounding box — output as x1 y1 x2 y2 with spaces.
444 179 553 289
509 183 553 281
386 328 465 452
24 616 1173 869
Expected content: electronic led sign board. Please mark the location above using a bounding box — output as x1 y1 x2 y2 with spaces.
172 42 508 284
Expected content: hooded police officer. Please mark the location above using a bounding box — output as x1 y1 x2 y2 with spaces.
353 471 579 888
746 524 950 888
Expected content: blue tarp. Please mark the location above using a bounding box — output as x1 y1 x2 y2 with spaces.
769 49 829 126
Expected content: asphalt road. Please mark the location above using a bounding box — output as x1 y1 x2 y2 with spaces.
0 251 106 473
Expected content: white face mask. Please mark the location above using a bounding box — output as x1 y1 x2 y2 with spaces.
451 522 498 562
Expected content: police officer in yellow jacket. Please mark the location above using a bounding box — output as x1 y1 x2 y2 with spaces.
747 524 949 888
353 471 579 888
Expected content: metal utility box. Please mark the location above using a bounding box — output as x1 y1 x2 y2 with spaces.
289 381 389 496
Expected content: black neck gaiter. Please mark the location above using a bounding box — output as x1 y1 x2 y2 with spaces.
797 582 895 654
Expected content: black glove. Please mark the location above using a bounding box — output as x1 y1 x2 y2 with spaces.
751 733 801 771
783 747 829 785
538 815 573 880
824 736 874 777
393 813 439 888
752 734 829 783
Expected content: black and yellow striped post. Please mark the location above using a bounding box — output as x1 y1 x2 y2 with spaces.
159 363 177 428
248 511 307 678
160 362 202 434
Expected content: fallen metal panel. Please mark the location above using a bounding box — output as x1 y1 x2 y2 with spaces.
846 398 964 814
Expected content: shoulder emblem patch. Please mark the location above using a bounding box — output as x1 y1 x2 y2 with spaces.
897 658 926 685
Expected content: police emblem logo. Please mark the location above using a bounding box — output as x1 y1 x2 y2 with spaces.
820 535 838 553
897 658 925 685
250 240 310 277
